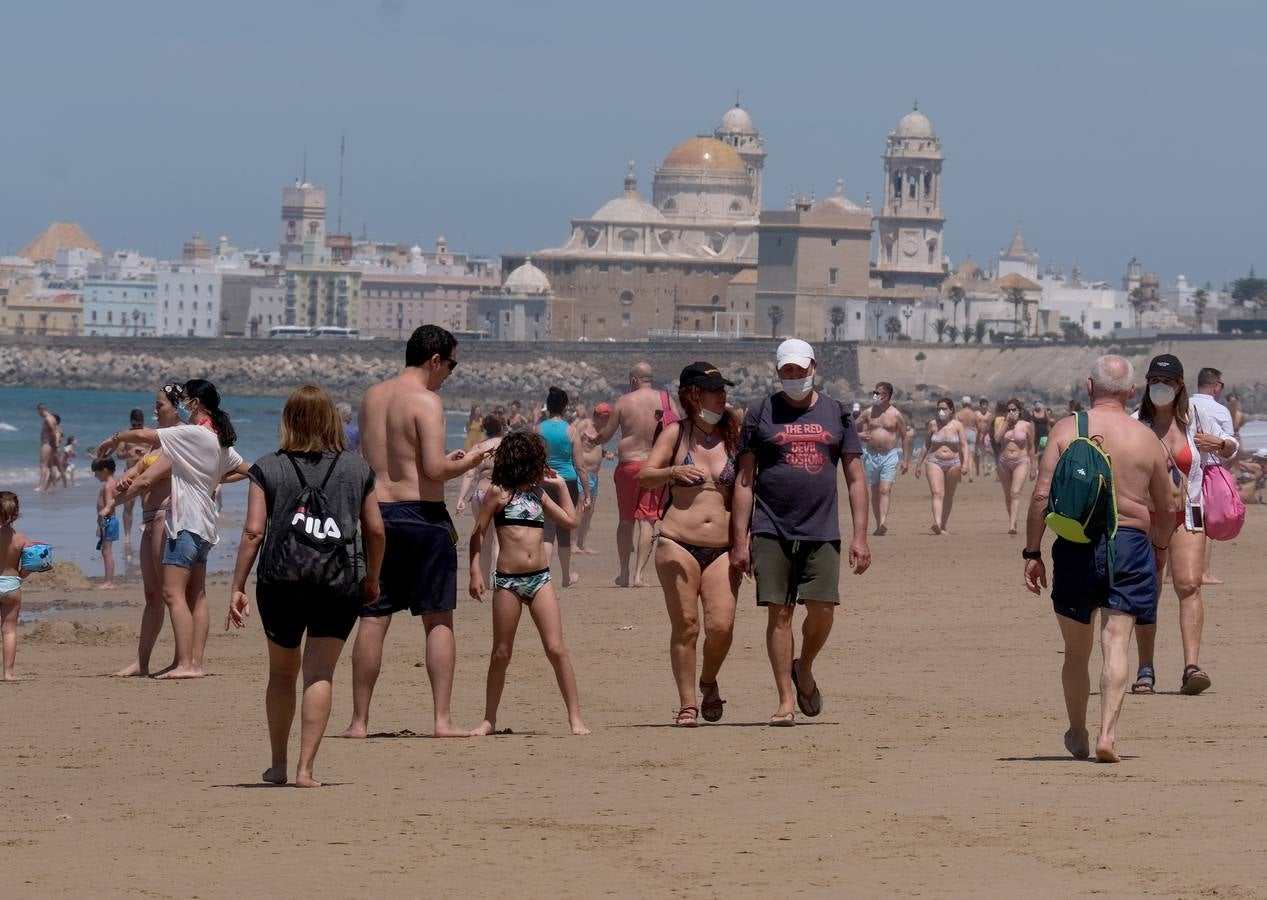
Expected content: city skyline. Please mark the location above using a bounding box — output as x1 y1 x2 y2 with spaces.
3 0 1264 286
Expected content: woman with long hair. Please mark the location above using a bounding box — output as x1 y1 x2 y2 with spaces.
463 404 484 451
97 378 247 679
639 362 741 727
992 398 1037 535
468 431 589 735
455 413 506 585
227 384 385 786
1131 354 1234 695
914 397 969 534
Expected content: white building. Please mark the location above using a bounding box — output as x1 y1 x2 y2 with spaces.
156 266 224 337
474 259 552 341
55 247 102 280
82 277 158 336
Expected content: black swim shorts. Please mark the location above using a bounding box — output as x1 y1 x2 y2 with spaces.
362 501 458 618
1051 527 1158 626
257 582 360 649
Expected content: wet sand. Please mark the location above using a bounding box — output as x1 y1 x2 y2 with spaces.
3 472 1266 898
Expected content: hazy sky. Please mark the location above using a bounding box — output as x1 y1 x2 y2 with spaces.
3 0 1263 287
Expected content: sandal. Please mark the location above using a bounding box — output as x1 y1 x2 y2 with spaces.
1130 665 1155 695
674 706 699 727
1180 664 1211 696
791 658 823 717
699 680 725 723
768 711 796 727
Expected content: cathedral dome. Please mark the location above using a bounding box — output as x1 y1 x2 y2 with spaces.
660 137 746 174
504 258 551 295
717 105 756 135
893 109 934 138
591 194 665 224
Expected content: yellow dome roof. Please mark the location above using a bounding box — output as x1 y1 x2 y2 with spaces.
661 137 745 174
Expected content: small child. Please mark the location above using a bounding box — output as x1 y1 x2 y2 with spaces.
0 492 27 681
92 458 119 589
469 432 590 736
61 436 77 487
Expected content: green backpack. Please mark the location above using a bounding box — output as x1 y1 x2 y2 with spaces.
1045 411 1118 551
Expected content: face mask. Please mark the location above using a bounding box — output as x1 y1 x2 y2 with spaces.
178 404 191 423
937 409 949 420
697 408 723 426
781 376 814 401
1149 383 1176 407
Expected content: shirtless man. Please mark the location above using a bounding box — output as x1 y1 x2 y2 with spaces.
954 396 978 481
586 363 676 587
1023 355 1172 763
573 402 610 554
854 382 909 536
34 404 62 493
342 325 490 738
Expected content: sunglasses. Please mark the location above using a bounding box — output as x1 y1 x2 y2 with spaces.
444 358 457 372
163 383 186 400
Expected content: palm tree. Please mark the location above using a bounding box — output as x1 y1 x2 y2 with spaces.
1192 288 1209 334
933 317 949 343
768 304 784 338
947 285 965 334
829 305 845 341
885 315 902 340
946 324 959 343
974 319 987 344
1128 287 1147 336
1005 287 1026 335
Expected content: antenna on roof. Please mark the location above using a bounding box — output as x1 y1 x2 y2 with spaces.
301 149 307 184
913 99 919 111
735 89 741 107
337 134 346 234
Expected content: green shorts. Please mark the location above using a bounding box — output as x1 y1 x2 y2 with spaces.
751 534 841 606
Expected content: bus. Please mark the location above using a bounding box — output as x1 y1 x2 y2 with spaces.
311 326 359 339
267 325 312 339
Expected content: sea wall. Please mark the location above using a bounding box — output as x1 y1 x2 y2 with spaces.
1 334 1264 410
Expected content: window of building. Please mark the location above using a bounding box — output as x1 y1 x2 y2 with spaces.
193 301 198 311
829 268 838 286
776 237 782 247
193 284 199 294
621 312 630 326
598 263 609 273
663 198 676 211
107 311 112 323
830 238 838 247
710 294 720 305
1092 321 1101 330
619 290 634 306
1113 321 1122 329
122 291 128 299
729 201 742 213
621 231 636 252
621 261 633 273
855 311 861 320
91 311 97 322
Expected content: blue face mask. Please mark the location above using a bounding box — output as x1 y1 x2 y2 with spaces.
178 404 191 423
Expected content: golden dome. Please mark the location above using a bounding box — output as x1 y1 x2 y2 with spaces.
660 137 745 174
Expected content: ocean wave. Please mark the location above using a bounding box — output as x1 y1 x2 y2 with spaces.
0 422 18 432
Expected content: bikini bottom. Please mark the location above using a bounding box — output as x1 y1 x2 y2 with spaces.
493 568 551 603
928 456 960 472
997 454 1026 474
661 536 731 571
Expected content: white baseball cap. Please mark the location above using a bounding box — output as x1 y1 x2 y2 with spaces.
961 395 972 404
776 338 815 369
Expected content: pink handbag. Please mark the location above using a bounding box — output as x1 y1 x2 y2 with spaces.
1202 465 1245 541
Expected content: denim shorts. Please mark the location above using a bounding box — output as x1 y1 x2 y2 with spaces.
163 530 213 569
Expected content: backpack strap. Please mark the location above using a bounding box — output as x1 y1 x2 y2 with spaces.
1076 410 1089 439
318 452 341 490
283 451 310 489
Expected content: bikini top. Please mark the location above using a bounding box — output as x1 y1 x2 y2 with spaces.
681 430 736 488
929 425 960 450
493 489 544 529
1004 427 1029 448
1173 441 1193 476
139 451 161 471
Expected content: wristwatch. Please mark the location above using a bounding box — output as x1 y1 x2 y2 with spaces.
1021 548 1042 561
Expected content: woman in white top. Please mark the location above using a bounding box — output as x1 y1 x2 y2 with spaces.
98 379 248 679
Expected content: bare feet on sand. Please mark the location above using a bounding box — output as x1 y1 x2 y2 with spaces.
113 662 147 677
470 720 497 736
432 721 473 738
614 575 629 588
262 766 288 785
339 723 368 739
570 718 591 735
873 524 888 536
1095 739 1120 763
2 674 19 683
1201 574 1224 585
566 574 581 587
630 578 647 588
1063 728 1090 760
931 523 941 535
294 770 322 788
97 583 116 591
155 666 203 680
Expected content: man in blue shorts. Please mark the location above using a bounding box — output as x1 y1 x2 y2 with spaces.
854 381 910 535
343 325 491 738
1023 355 1174 763
732 339 872 726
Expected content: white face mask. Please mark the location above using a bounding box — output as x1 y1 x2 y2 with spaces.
781 376 814 401
937 408 949 420
697 408 722 426
1149 383 1176 407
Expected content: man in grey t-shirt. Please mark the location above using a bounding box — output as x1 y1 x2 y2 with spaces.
731 339 872 726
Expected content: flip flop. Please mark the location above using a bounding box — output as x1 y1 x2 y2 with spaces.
768 712 795 727
1130 665 1155 695
1180 665 1211 696
699 680 725 723
791 658 823 717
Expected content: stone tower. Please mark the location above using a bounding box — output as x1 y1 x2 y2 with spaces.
714 103 766 211
873 103 946 288
280 182 327 263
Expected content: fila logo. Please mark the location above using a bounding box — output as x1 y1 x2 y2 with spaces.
291 511 342 540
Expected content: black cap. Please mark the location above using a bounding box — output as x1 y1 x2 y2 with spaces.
679 361 734 390
1145 353 1184 381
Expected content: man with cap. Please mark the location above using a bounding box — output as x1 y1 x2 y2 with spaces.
731 338 872 726
574 402 612 554
853 380 911 535
585 362 679 587
955 396 979 481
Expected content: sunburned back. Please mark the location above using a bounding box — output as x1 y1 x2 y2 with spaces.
361 376 444 503
614 388 663 463
1048 406 1169 533
955 408 977 432
575 419 602 472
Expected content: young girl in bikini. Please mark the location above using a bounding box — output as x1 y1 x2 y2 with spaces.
468 432 590 736
0 492 29 681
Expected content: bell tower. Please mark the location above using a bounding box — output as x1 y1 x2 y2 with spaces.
873 103 946 288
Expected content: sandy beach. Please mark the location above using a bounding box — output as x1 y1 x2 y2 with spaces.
4 471 1266 899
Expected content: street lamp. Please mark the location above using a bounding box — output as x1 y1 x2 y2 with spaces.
872 306 882 341
902 306 913 338
580 313 588 340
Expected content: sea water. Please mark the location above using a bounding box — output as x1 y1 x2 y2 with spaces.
0 386 470 575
